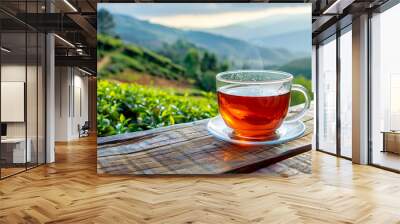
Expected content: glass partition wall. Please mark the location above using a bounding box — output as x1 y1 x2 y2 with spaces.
370 3 400 171
316 27 352 159
315 1 400 170
0 3 46 179
0 31 27 177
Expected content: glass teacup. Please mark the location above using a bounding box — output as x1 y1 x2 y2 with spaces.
216 70 310 140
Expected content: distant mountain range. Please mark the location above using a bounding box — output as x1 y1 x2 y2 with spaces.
282 57 311 77
112 14 305 67
267 57 312 79
250 30 311 54
205 14 311 54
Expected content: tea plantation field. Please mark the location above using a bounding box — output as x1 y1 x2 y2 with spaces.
97 80 218 137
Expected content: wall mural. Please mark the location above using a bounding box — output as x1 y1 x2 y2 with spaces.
96 3 313 175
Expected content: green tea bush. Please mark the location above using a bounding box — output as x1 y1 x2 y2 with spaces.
123 45 143 57
97 34 123 51
98 34 186 81
196 70 217 92
111 54 145 72
97 80 218 137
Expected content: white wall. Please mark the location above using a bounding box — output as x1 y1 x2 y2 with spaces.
72 73 89 138
1 65 25 81
54 67 89 141
55 66 69 141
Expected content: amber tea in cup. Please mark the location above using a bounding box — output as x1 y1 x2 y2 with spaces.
216 70 310 140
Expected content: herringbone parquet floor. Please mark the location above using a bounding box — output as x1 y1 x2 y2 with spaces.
1 136 400 224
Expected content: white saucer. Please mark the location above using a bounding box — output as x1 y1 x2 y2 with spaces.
207 115 305 146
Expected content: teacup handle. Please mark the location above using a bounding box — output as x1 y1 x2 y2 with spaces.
284 84 310 123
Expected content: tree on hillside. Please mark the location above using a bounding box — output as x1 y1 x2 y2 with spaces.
197 71 216 92
98 9 115 34
201 52 217 72
219 60 229 71
183 48 201 79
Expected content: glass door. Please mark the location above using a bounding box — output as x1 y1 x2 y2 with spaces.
339 27 352 158
0 1 46 179
316 25 354 159
0 30 28 178
317 36 337 155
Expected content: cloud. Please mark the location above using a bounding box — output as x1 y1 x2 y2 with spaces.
143 6 310 29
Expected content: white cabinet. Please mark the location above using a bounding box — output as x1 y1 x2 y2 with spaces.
1 82 25 122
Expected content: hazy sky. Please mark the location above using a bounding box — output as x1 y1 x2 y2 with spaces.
98 3 310 29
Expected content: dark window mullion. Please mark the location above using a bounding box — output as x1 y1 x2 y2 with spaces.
367 11 373 165
336 26 341 157
25 0 28 171
36 0 39 167
315 45 320 150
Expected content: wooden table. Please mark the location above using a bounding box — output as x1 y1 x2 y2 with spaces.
97 109 313 175
381 131 400 154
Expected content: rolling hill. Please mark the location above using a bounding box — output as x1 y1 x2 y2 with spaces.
97 34 187 81
112 14 295 67
97 34 233 91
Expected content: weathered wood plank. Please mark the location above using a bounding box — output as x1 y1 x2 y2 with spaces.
98 106 313 174
97 119 208 146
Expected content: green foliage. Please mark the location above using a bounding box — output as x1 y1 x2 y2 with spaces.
98 35 229 92
97 80 218 137
97 34 313 137
98 35 123 47
291 75 313 106
264 57 312 79
98 9 115 35
197 71 216 92
97 34 123 59
159 40 201 65
183 48 201 79
111 54 145 72
97 78 312 137
219 60 230 71
154 40 231 91
201 52 217 72
98 35 185 81
143 49 172 67
123 45 143 57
